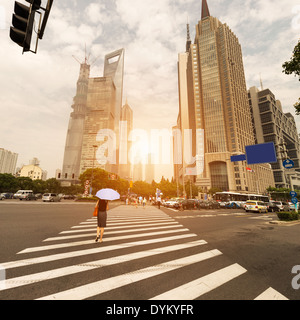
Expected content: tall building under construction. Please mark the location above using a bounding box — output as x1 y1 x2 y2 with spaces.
59 49 127 186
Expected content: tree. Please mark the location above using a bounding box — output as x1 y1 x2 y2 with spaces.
0 174 18 192
45 178 61 193
282 40 300 114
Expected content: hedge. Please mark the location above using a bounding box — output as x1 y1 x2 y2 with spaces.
277 211 300 221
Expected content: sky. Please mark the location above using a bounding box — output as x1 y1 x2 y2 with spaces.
0 0 299 181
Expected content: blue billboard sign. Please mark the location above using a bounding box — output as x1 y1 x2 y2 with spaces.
245 142 277 165
231 154 247 162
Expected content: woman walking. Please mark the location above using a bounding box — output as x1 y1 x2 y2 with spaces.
95 199 109 243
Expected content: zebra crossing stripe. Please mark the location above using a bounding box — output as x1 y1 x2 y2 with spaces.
36 250 222 300
18 228 193 254
62 221 180 234
150 263 247 300
0 240 207 291
80 216 172 224
254 287 289 300
45 225 184 241
73 220 172 228
1 234 197 270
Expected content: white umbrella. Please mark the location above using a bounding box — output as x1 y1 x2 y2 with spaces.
96 188 120 201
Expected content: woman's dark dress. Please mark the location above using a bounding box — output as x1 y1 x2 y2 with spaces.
97 200 108 228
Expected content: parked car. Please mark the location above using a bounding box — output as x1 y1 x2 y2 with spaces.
245 201 268 213
271 201 288 211
287 202 298 211
182 199 198 210
23 193 37 201
63 195 76 200
19 191 35 200
2 193 14 199
225 201 243 209
14 190 34 199
42 193 61 202
266 202 280 212
164 199 180 209
0 193 6 200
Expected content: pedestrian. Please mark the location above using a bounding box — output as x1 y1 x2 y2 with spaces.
95 199 109 243
143 197 147 208
157 196 161 209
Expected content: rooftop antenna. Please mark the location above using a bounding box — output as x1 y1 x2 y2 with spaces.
72 45 91 65
260 73 264 91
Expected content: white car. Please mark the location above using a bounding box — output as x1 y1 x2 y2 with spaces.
288 202 298 211
271 201 288 211
164 199 179 208
42 193 61 202
245 201 268 213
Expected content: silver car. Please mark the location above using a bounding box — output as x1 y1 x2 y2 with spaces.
42 193 61 202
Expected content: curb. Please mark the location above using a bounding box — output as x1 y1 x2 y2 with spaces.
269 220 300 226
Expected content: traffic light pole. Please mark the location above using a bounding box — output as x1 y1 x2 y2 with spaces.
38 0 53 40
30 0 53 54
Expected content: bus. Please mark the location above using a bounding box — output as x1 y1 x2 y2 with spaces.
214 192 269 208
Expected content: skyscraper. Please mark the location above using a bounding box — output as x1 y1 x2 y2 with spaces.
248 86 300 189
119 100 133 180
176 0 274 193
60 49 125 186
61 60 90 184
0 148 18 174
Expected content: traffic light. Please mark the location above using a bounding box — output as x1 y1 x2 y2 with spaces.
10 0 41 53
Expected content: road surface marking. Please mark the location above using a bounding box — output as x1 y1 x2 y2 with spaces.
0 240 207 291
62 221 180 234
19 228 194 254
150 263 247 300
37 250 222 300
254 287 289 300
45 225 184 241
1 234 197 270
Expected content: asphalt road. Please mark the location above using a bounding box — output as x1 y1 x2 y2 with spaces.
0 200 299 300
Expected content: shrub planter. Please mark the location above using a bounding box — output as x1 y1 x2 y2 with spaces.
277 211 300 221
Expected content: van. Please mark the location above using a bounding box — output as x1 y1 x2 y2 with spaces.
245 200 268 213
14 190 34 200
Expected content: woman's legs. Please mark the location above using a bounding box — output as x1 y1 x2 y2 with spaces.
99 227 104 242
96 227 105 242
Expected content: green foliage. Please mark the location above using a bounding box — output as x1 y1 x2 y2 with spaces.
282 40 300 115
277 211 299 221
79 168 129 195
0 174 18 192
282 40 300 80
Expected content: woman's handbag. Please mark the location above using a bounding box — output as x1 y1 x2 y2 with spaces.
93 206 98 217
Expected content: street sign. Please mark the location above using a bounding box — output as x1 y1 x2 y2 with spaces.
283 159 295 169
245 142 277 165
290 191 298 198
231 154 247 162
291 197 298 205
231 142 277 165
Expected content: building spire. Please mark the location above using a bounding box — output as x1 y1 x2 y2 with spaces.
201 0 210 20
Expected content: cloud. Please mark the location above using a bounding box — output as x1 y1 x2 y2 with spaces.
0 0 299 181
